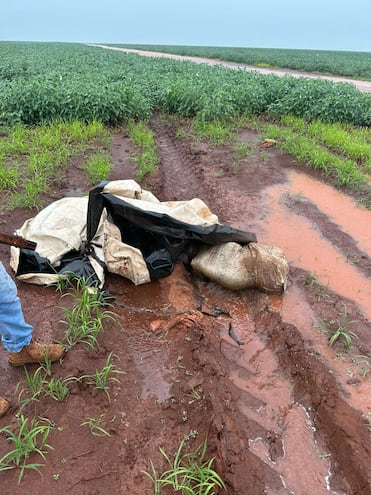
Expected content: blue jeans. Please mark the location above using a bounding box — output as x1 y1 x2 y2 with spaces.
0 261 33 352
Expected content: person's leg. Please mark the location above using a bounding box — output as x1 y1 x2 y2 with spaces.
0 262 64 367
0 262 64 415
0 262 27 415
0 261 33 352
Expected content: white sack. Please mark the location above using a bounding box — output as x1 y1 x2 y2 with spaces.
191 242 289 294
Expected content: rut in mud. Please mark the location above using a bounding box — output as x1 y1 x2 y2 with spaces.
146 116 371 494
0 114 370 495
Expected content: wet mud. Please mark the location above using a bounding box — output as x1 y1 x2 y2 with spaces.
0 115 370 494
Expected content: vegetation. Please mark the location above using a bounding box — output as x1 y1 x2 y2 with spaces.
318 306 358 350
59 277 114 351
0 276 118 484
80 415 111 437
82 152 113 184
0 415 53 484
0 120 111 209
246 115 370 187
17 366 73 408
0 41 369 490
0 44 369 200
0 42 370 127
79 352 125 401
112 44 371 80
128 121 159 179
186 115 371 197
144 437 225 495
191 120 234 146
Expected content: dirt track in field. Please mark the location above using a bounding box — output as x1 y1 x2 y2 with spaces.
90 44 371 93
0 114 370 494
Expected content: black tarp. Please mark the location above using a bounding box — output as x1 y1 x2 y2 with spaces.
86 181 257 281
16 181 257 285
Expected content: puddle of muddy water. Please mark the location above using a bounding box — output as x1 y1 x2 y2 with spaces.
272 285 371 416
222 311 337 494
105 266 199 403
106 275 175 402
248 402 338 495
257 170 371 321
274 404 335 494
126 327 171 402
198 282 339 494
287 172 371 255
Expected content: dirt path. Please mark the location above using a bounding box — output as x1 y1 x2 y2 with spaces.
89 44 371 93
146 117 371 494
0 116 370 494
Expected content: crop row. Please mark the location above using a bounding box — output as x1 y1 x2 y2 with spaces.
113 44 371 80
0 42 370 127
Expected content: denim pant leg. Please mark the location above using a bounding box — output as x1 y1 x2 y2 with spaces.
0 262 33 352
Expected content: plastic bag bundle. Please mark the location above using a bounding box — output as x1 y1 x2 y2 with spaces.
191 242 288 294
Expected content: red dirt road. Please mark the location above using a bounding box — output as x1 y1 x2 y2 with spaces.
90 44 371 93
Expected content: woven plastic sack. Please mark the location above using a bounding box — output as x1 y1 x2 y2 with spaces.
191 242 288 293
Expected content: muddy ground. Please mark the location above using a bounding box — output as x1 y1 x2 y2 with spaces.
0 114 370 494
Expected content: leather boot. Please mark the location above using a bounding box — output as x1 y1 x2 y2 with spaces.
0 397 10 417
8 341 65 367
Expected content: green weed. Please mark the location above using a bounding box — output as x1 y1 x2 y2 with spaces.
17 367 44 408
128 121 159 180
59 278 114 351
82 152 112 184
0 160 19 190
10 174 48 210
186 387 204 404
0 121 112 210
17 358 76 407
256 118 369 189
176 128 187 139
43 377 70 402
81 352 125 401
318 306 358 350
304 272 318 287
192 120 234 146
233 141 252 158
352 354 371 377
52 275 72 293
80 415 110 437
143 437 225 495
282 116 371 165
0 415 53 484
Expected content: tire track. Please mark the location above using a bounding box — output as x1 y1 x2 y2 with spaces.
144 114 371 493
150 115 206 202
149 115 258 230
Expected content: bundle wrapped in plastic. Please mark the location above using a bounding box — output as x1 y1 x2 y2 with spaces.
191 242 288 294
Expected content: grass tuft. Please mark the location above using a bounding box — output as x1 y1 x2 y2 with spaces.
143 437 225 495
0 415 53 484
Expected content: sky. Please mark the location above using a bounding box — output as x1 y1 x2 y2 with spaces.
1 0 371 52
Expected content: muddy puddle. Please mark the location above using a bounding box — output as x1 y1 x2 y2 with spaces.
191 281 343 494
259 170 371 320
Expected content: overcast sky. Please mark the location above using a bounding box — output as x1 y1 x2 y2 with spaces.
1 0 370 52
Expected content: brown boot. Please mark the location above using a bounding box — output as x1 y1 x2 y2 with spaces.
0 397 10 417
8 341 65 367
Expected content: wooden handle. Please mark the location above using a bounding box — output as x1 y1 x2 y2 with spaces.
0 233 37 251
